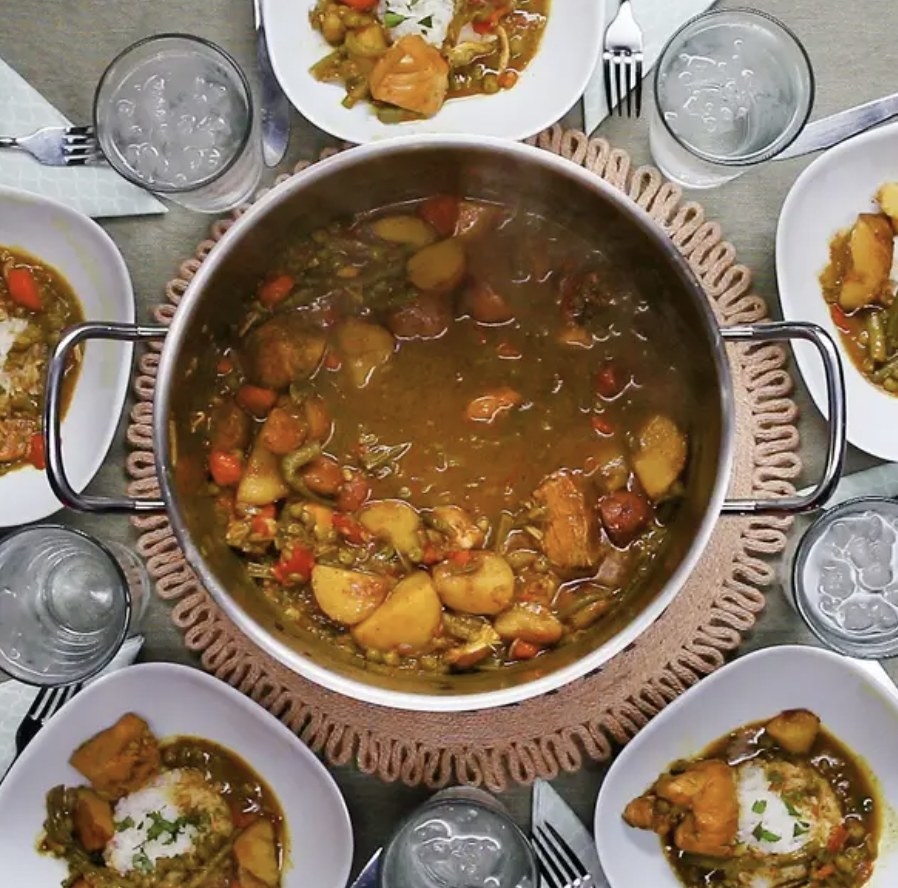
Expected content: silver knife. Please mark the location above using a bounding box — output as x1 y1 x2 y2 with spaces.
776 91 898 162
348 848 381 888
253 0 291 167
532 779 609 887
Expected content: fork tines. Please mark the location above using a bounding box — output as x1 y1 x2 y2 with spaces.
532 821 592 888
603 50 644 118
63 126 100 166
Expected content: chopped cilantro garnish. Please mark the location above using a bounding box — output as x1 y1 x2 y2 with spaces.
751 799 767 815
419 14 434 28
793 821 810 838
384 11 408 27
132 850 153 873
115 816 135 832
783 796 801 817
145 810 191 844
752 823 781 843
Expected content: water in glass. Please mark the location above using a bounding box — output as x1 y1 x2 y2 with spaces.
0 527 130 685
794 499 898 658
381 799 536 888
650 10 813 188
95 35 262 213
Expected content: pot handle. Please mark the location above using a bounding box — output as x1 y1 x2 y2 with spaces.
720 320 846 515
44 321 169 513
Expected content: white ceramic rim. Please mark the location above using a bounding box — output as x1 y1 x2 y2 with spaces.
593 644 898 888
0 661 354 888
776 121 898 461
260 0 604 144
153 134 735 712
0 185 134 526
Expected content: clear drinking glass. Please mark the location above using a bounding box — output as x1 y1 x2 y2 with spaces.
0 526 132 686
94 33 263 213
379 787 538 888
650 8 815 189
791 497 898 659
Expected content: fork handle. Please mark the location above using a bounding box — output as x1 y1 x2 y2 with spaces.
0 137 18 148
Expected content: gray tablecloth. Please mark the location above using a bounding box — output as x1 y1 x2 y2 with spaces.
0 0 893 877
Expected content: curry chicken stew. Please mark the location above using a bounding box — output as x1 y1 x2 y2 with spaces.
624 709 879 888
199 195 693 675
40 714 285 888
0 247 84 474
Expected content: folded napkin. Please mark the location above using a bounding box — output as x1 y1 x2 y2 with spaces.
0 635 144 779
584 0 714 135
0 58 165 218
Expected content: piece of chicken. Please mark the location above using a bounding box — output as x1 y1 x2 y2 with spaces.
532 471 601 571
369 35 449 118
657 760 739 858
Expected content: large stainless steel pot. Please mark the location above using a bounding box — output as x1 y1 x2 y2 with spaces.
43 136 847 711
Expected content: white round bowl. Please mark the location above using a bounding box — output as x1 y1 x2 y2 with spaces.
776 122 898 461
594 645 898 888
261 0 604 143
0 187 134 526
0 663 354 887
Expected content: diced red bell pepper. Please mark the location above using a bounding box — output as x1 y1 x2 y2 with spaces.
272 545 315 585
332 512 368 544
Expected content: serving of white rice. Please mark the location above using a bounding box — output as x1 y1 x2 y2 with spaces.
377 0 457 46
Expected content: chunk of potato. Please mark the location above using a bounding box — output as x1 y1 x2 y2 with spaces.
352 571 442 652
632 414 688 501
311 565 389 625
73 788 114 852
433 551 515 615
335 317 395 388
344 22 389 58
237 442 289 507
407 239 466 294
358 500 422 555
587 440 630 493
234 818 280 887
876 182 898 229
839 213 894 311
493 603 563 645
765 709 821 754
371 215 437 248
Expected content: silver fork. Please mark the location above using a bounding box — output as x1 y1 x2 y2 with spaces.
13 681 83 759
532 821 594 888
0 125 101 167
602 0 645 118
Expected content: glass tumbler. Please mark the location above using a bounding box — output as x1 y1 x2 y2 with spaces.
0 526 132 686
650 8 815 189
94 33 263 213
379 786 538 888
791 497 898 659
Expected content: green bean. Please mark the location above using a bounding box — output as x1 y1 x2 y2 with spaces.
492 512 514 551
866 311 887 363
281 442 322 491
342 77 370 109
376 106 410 125
871 353 898 382
886 298 898 350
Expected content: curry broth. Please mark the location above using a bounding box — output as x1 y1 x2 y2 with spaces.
198 197 698 675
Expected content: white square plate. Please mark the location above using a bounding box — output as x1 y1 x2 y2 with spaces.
594 645 898 888
0 663 353 887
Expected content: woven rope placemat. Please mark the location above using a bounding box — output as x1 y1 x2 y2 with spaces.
125 125 801 791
